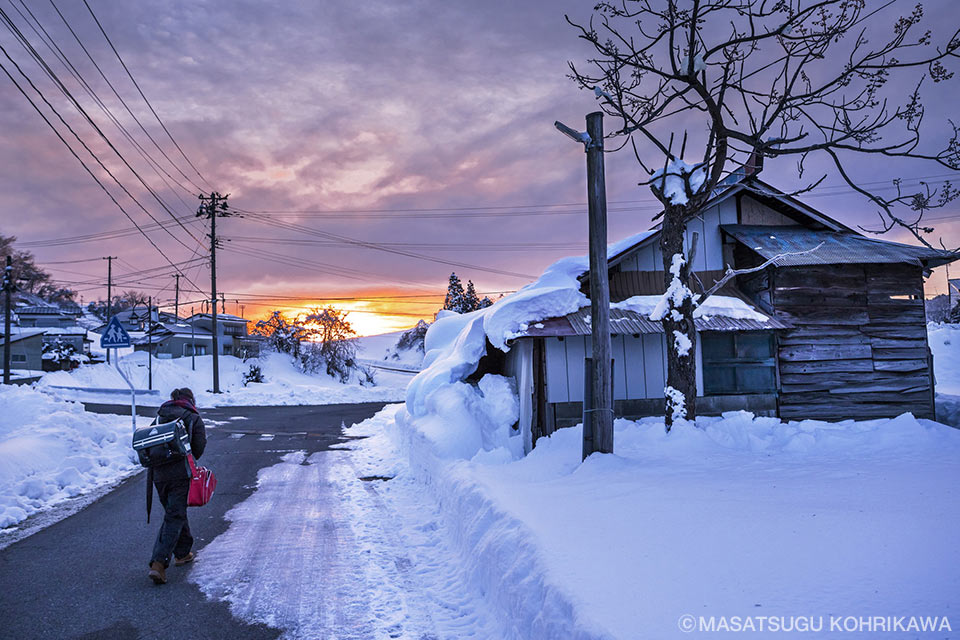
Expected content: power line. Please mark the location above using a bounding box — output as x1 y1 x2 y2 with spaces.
0 51 204 295
8 0 199 205
245 214 536 279
0 5 204 248
80 0 212 191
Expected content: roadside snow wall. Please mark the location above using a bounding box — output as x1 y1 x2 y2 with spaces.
392 407 609 640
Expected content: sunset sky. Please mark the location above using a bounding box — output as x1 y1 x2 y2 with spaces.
1 0 958 335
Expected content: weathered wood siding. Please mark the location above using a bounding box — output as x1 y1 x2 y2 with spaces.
773 263 934 420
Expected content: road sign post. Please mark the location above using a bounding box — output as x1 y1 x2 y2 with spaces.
100 316 136 430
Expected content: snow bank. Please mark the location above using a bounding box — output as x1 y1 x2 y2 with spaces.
371 404 960 639
36 350 408 408
406 257 589 418
0 385 141 529
928 322 960 427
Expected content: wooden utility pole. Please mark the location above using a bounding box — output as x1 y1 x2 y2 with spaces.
190 305 196 371
147 295 153 390
198 192 231 393
3 256 15 385
584 112 613 456
103 256 116 364
173 274 181 321
555 112 614 459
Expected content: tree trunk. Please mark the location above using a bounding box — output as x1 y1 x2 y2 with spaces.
659 207 697 431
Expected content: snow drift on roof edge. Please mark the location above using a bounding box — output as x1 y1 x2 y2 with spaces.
407 232 661 417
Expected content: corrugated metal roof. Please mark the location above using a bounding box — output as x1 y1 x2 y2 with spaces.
721 224 958 267
518 305 789 338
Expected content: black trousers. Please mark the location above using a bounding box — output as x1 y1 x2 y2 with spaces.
150 477 193 567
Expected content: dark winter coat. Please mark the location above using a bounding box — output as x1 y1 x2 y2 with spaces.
152 399 206 482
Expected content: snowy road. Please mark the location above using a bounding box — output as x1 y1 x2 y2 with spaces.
0 402 441 640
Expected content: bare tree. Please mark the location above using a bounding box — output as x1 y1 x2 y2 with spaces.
568 0 960 428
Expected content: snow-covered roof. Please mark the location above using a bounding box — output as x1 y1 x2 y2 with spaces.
6 328 46 343
186 313 249 323
514 296 790 338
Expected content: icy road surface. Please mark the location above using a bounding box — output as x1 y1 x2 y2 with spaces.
191 448 502 640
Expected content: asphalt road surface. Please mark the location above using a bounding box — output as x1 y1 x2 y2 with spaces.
0 402 388 640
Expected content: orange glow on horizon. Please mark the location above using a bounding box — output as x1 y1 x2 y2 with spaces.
237 290 441 337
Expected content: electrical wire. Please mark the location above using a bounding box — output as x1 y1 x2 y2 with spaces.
79 0 212 191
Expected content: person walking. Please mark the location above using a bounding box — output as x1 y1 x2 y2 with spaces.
148 387 206 585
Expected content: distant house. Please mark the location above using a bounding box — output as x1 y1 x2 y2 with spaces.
93 306 161 333
133 313 260 358
16 306 77 328
0 328 46 371
499 176 958 446
184 313 252 357
133 321 214 359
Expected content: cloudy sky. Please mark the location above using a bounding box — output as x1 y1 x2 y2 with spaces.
1 0 957 334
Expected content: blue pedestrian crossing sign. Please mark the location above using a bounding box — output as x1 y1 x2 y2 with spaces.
101 316 131 348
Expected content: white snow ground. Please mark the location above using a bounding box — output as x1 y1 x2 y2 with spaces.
0 385 144 531
35 348 410 407
361 404 960 639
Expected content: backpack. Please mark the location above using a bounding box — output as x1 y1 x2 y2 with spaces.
132 418 192 467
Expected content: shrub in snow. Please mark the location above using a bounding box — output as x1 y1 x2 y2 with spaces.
950 302 960 324
242 364 265 386
41 338 87 371
254 311 312 358
395 319 429 354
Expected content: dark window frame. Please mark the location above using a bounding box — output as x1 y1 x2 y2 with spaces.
702 331 777 396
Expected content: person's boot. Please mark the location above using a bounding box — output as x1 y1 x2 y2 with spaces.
174 551 195 566
148 562 167 585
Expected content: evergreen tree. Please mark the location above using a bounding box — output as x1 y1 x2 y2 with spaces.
442 272 467 313
478 296 493 309
463 280 480 312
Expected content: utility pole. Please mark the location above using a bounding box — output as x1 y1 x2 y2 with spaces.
221 292 226 314
173 274 181 321
555 112 613 459
103 256 116 364
240 304 245 319
190 305 196 371
197 192 231 393
147 295 153 390
3 256 16 385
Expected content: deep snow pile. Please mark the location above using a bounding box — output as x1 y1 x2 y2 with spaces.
0 385 141 530
36 349 409 407
928 322 960 426
363 405 960 639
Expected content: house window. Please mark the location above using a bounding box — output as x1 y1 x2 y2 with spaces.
223 324 244 336
12 354 27 363
183 344 207 356
702 332 777 395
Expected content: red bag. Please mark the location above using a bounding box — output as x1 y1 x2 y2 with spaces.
186 454 217 507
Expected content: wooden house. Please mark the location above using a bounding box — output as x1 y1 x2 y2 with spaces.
501 176 957 448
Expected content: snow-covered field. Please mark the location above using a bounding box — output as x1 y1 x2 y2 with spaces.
0 385 143 531
35 348 410 408
352 404 960 639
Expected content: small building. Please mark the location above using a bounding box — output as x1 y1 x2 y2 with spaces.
0 328 46 371
183 313 250 357
500 175 958 446
93 306 160 333
133 322 214 359
16 306 77 328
